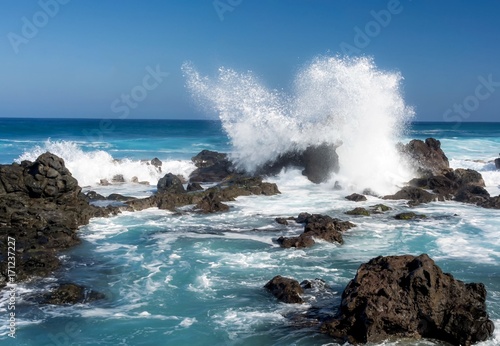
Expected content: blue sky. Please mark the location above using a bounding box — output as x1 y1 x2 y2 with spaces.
0 0 499 121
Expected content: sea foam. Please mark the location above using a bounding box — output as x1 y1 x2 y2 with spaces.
183 56 415 194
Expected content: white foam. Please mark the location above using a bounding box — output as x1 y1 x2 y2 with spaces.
16 139 195 187
183 56 414 195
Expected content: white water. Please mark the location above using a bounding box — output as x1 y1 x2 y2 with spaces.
16 140 195 188
183 56 415 195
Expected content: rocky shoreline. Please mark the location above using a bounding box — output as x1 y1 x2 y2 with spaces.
0 138 498 343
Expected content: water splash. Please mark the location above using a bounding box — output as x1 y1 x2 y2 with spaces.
183 56 415 194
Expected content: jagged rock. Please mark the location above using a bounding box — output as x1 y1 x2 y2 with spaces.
394 212 426 220
186 182 203 192
370 204 392 213
195 192 229 213
345 207 370 216
106 193 136 202
151 157 162 172
264 275 304 304
454 185 490 205
321 254 494 345
157 173 186 194
383 186 437 205
277 214 355 248
0 153 116 288
43 283 104 305
189 150 233 182
112 174 125 183
345 193 367 202
401 138 449 175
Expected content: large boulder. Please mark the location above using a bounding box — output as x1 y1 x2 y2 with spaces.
401 138 449 175
189 150 233 183
321 254 494 345
264 275 304 304
258 143 340 184
157 173 186 194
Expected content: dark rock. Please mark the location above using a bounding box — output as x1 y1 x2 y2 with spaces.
495 158 500 170
401 138 449 175
43 283 105 305
394 212 427 220
383 186 437 205
151 157 162 171
111 174 125 183
0 153 117 289
345 207 370 216
99 179 110 186
264 275 304 304
106 193 137 202
275 217 289 225
189 150 233 182
345 193 367 202
370 204 392 213
186 182 203 192
454 185 490 205
195 192 230 213
85 191 106 201
278 214 355 248
157 173 186 194
321 254 494 345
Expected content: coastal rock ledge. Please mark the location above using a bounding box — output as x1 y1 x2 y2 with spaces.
321 254 494 345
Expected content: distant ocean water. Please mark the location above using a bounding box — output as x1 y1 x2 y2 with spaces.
0 118 500 346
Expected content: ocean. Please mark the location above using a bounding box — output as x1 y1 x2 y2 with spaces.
1 56 500 346
0 118 499 346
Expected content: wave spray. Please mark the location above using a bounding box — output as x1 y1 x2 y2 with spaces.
183 56 414 194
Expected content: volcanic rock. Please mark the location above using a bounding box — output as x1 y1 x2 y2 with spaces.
345 193 367 202
186 182 203 192
495 158 500 170
264 275 304 304
394 212 427 220
189 150 233 182
383 186 437 205
401 138 449 175
157 173 186 194
43 283 105 305
321 254 494 345
345 207 370 216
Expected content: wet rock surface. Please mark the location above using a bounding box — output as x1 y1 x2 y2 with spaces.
321 254 494 345
0 153 117 288
42 283 105 305
264 275 304 304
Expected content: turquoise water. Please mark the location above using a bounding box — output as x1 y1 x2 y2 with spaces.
1 119 500 345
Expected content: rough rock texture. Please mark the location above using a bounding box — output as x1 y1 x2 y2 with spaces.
345 207 370 216
157 173 186 194
0 153 116 288
127 175 280 213
345 193 367 202
394 212 427 220
401 138 449 175
321 254 494 345
189 150 233 183
264 275 304 304
383 186 437 205
43 283 105 305
257 143 340 184
186 182 203 192
277 214 355 248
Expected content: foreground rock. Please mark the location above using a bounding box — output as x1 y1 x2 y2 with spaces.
43 283 104 305
321 254 494 345
264 276 304 304
277 213 355 248
0 153 116 288
189 150 233 183
401 138 449 175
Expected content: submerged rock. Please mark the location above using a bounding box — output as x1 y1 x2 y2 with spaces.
43 283 104 305
345 193 367 202
345 207 370 216
394 212 426 220
264 275 304 304
321 254 494 345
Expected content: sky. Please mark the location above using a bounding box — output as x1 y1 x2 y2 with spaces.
0 0 499 122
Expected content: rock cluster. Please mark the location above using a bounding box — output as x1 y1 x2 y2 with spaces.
276 213 355 248
0 153 116 288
